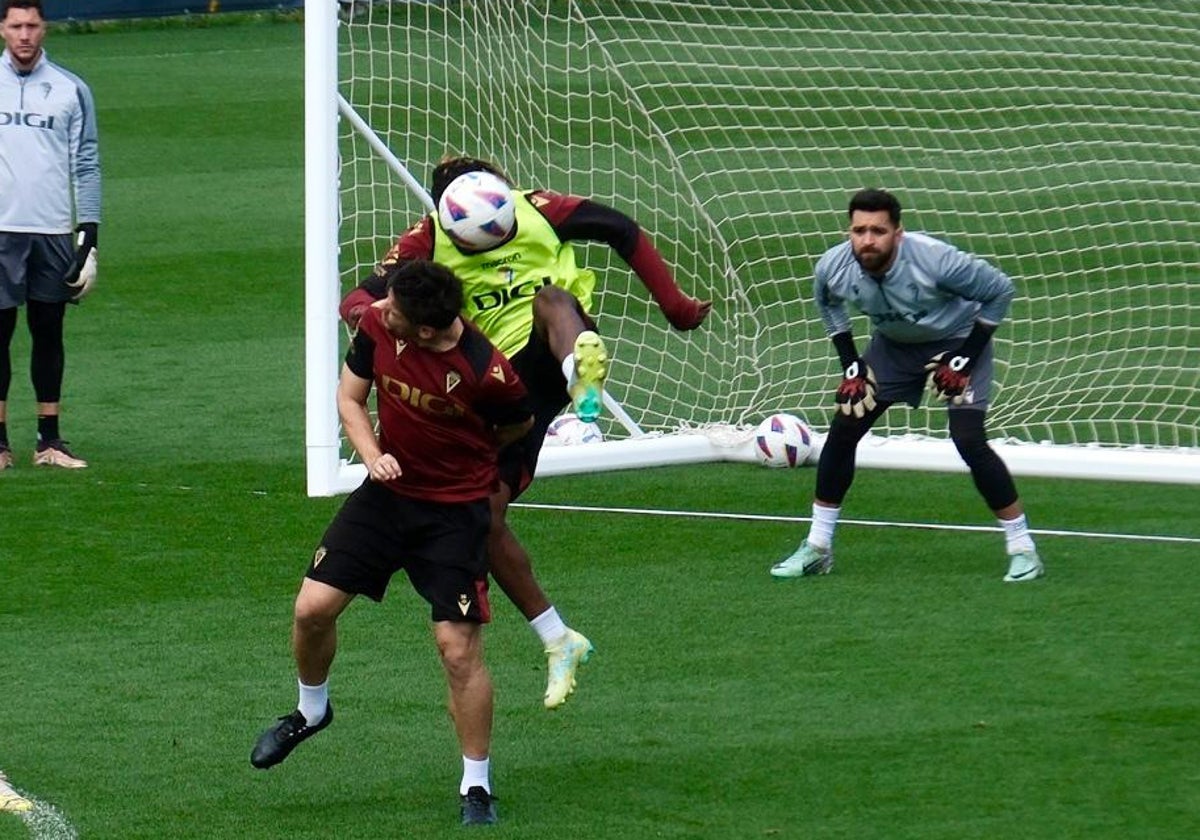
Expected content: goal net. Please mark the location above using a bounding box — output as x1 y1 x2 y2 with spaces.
305 0 1200 495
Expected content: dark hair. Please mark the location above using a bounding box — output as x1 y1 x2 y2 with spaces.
429 155 512 206
848 188 901 225
3 1 44 16
384 260 464 330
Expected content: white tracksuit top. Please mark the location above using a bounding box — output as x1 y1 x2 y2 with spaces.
0 49 101 233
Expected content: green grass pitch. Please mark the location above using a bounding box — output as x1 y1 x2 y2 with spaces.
1 14 1198 840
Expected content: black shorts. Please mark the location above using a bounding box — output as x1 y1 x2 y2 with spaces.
498 307 598 500
307 480 492 623
0 232 74 308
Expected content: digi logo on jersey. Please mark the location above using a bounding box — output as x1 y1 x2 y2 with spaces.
868 308 928 326
380 375 465 417
0 111 56 130
471 273 551 313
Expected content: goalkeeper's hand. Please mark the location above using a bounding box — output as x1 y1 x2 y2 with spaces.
924 351 973 404
63 223 98 301
835 359 877 418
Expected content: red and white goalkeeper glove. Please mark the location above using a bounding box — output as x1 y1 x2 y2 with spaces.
835 359 877 418
924 322 997 405
924 351 973 404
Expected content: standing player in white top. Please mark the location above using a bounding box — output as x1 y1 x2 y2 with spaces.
0 0 100 470
771 188 1043 583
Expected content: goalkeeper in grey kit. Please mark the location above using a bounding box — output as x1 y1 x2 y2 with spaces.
771 188 1043 583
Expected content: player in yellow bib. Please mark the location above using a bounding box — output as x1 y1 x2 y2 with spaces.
342 155 711 709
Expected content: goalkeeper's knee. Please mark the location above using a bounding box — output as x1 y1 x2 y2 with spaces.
950 410 1018 510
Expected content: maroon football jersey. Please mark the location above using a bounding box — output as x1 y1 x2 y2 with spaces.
346 308 530 503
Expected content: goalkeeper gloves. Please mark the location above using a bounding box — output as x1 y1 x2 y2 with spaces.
63 223 98 301
924 351 973 404
924 322 997 404
835 359 878 418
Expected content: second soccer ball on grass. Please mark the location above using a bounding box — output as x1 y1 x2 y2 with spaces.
543 413 604 446
754 413 813 468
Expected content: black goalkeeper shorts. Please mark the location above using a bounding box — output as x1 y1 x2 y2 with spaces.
307 479 492 623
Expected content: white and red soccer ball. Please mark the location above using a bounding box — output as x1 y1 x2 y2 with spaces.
544 413 604 447
437 170 516 251
754 413 813 468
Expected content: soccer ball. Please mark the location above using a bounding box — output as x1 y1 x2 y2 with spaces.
754 413 813 468
437 170 516 251
544 413 604 447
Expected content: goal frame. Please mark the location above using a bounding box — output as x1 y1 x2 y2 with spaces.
303 0 1200 496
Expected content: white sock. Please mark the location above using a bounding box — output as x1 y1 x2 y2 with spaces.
530 606 568 647
297 679 329 726
999 513 1036 554
461 755 490 795
807 503 840 550
561 355 577 390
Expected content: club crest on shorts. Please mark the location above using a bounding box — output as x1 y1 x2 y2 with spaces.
458 594 472 615
312 546 328 568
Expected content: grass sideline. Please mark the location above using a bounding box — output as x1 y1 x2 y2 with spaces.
50 10 303 35
1 16 1198 840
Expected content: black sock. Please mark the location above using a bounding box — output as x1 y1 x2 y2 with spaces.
37 415 60 443
0 421 8 448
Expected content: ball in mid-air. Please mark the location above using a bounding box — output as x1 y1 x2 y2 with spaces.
437 170 516 251
754 413 813 467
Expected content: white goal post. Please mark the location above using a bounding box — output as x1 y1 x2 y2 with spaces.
305 0 1200 496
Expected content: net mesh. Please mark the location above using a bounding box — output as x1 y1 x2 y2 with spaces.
337 0 1199 450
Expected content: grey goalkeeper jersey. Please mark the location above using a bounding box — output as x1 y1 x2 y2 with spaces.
0 49 101 233
814 231 1014 343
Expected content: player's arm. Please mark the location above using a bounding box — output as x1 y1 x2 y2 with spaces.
495 416 535 448
476 351 535 447
339 275 388 328
549 196 711 330
933 244 1015 324
925 246 1012 402
65 85 102 301
924 320 997 404
814 259 876 418
829 330 877 418
339 330 401 481
339 219 434 327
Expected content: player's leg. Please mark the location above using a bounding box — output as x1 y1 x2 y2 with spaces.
0 233 31 471
251 482 397 768
27 234 85 468
291 578 355 711
250 577 350 769
532 285 607 422
25 299 85 466
404 497 498 825
0 307 15 470
497 340 594 708
486 480 549 617
434 620 498 825
949 408 1043 582
488 472 594 708
772 400 890 578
